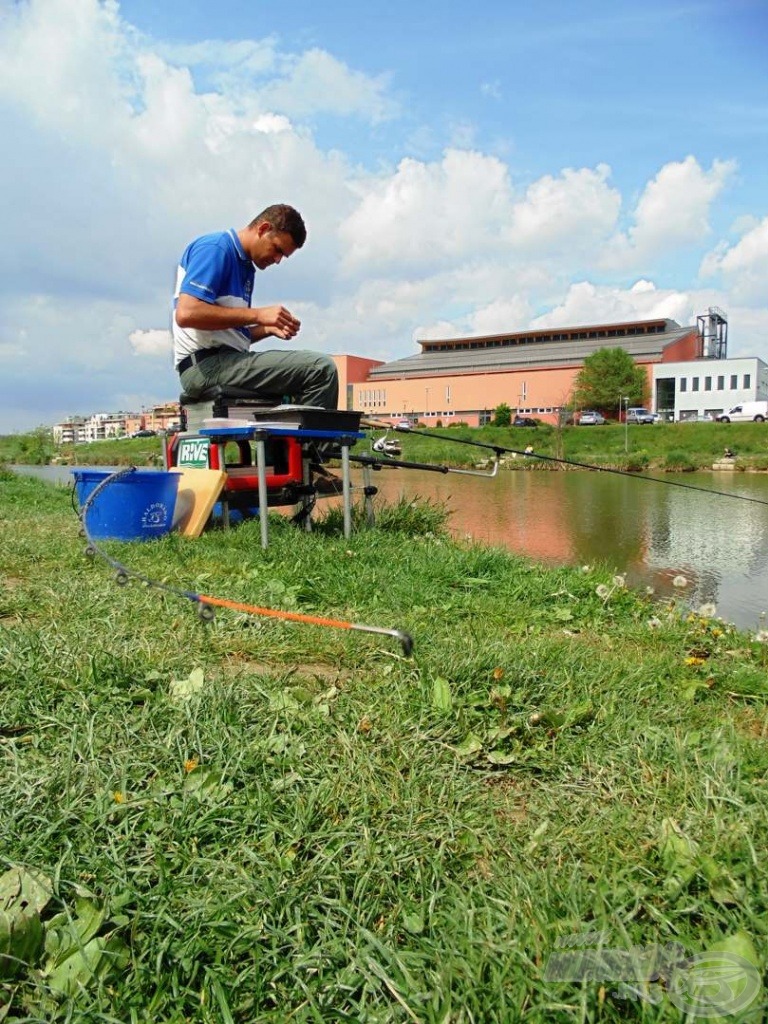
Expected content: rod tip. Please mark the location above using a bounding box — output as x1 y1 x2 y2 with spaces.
396 630 414 657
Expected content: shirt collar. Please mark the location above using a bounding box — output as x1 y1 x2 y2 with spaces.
227 228 251 264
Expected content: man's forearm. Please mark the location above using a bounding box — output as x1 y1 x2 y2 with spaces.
176 294 259 331
175 294 300 339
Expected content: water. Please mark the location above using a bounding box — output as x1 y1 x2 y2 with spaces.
355 465 768 632
13 463 768 632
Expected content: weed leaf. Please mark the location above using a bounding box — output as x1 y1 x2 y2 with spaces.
432 676 453 713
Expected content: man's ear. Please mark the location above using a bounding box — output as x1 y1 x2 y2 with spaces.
256 220 273 237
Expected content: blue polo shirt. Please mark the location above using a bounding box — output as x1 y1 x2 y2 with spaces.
173 228 255 366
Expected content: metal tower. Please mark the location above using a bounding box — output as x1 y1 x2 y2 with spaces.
697 307 728 359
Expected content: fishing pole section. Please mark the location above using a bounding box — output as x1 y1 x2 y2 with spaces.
360 418 768 508
76 467 414 657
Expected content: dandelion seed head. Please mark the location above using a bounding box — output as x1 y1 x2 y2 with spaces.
696 603 717 619
648 617 662 629
613 575 626 588
673 575 688 588
596 584 611 599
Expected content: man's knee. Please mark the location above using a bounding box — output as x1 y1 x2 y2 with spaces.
314 353 337 380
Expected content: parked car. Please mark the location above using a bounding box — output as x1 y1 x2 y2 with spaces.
578 411 606 425
626 407 655 424
716 401 768 423
512 416 538 427
395 419 412 430
131 429 157 437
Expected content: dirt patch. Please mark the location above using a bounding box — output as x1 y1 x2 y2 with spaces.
221 655 354 684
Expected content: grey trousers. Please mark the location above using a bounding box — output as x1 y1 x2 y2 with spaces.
178 347 339 409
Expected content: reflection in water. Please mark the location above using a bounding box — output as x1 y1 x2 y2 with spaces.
358 466 768 632
13 464 768 632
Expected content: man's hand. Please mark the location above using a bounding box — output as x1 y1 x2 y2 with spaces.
252 305 301 339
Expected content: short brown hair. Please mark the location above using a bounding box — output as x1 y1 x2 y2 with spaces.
250 204 307 248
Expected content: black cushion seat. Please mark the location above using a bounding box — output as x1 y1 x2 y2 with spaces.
179 384 280 406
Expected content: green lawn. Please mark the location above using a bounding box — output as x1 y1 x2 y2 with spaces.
1 472 766 1021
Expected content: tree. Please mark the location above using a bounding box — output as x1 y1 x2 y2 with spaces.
572 348 647 415
493 402 512 427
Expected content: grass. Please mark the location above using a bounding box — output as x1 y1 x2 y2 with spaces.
1 473 767 1021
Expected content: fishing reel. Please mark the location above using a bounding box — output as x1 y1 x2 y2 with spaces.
371 429 402 459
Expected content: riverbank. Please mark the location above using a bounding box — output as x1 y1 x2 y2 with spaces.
2 472 766 1020
4 420 768 473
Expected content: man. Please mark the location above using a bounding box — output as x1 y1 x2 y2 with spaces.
173 204 338 409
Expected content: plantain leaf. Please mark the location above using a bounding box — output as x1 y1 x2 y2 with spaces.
432 676 453 713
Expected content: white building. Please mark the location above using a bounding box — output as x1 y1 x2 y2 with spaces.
652 357 768 422
52 417 87 445
83 412 127 442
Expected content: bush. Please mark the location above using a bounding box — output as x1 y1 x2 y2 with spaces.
664 449 697 472
623 450 650 472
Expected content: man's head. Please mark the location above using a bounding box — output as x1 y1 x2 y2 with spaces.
245 204 307 269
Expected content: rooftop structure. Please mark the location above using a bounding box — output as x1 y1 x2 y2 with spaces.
368 318 699 382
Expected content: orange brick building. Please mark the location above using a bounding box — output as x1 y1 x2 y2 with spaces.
334 316 704 425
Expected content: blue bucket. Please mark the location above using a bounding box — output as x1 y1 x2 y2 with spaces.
72 469 180 541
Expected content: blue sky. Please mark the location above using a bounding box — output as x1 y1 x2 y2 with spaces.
0 0 766 431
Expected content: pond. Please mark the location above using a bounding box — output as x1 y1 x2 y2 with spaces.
355 464 768 633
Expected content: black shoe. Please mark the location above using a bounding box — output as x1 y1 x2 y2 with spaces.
313 474 343 495
311 465 344 495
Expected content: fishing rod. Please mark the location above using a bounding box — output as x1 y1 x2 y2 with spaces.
351 451 500 478
361 419 768 508
77 468 414 656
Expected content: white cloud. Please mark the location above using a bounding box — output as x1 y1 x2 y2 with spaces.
256 48 397 123
339 154 619 276
339 149 514 273
506 164 621 255
604 156 736 268
480 80 502 100
700 216 768 305
129 329 172 357
468 297 533 336
532 280 693 330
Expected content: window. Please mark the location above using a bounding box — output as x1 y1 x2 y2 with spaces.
744 374 751 389
705 376 712 391
692 377 699 392
717 376 724 390
680 378 687 393
731 375 738 389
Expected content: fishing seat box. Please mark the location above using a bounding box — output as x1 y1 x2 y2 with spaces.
172 387 363 508
178 386 362 433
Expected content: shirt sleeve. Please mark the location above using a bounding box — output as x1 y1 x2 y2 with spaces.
178 238 230 303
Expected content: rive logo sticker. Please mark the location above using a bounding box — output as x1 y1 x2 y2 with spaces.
177 437 210 468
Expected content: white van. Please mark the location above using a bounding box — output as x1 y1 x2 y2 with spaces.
716 401 768 423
